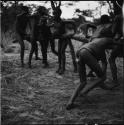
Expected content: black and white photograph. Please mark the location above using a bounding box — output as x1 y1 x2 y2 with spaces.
1 0 124 124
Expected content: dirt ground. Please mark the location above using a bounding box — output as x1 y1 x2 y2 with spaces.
1 41 124 125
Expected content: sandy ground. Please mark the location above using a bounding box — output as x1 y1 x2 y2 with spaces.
1 41 124 124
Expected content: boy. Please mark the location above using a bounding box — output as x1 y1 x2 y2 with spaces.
15 6 40 67
66 15 117 110
108 13 123 88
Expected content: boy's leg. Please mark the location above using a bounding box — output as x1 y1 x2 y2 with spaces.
66 49 105 110
28 40 37 68
56 39 62 73
82 52 106 94
40 40 49 68
58 39 68 74
82 58 107 94
68 39 77 73
26 34 41 60
17 33 25 67
35 42 41 60
26 35 41 60
66 55 87 109
108 46 122 87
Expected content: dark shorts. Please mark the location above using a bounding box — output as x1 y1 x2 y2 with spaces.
77 48 104 77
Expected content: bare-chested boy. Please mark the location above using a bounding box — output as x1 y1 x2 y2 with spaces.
108 13 123 88
15 6 41 67
66 15 120 110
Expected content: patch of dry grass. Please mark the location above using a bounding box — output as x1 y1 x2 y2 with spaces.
1 31 31 54
1 40 124 124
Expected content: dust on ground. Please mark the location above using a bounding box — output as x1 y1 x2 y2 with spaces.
1 41 124 125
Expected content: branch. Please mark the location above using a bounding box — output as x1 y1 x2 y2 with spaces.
51 1 55 10
58 1 61 7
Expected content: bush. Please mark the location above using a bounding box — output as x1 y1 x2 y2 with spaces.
1 30 16 48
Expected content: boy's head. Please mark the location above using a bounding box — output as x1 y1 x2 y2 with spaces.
100 15 110 24
21 6 29 14
36 6 48 16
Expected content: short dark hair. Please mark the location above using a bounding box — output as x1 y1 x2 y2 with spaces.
100 15 110 24
36 6 48 16
21 6 29 13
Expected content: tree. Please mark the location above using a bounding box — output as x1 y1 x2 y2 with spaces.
106 0 122 18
